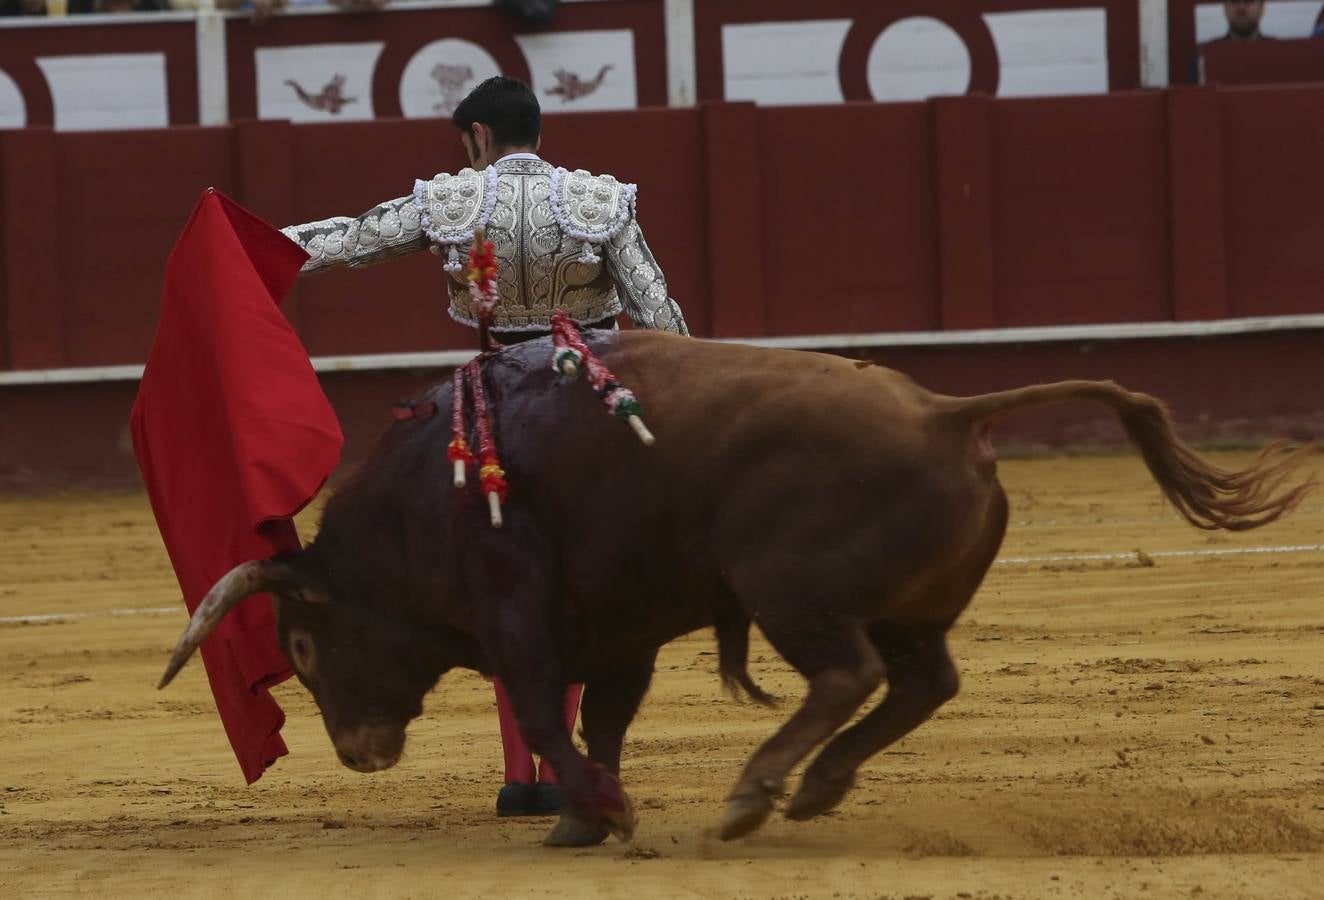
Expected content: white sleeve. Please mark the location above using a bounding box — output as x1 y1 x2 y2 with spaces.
602 197 689 335
280 193 428 276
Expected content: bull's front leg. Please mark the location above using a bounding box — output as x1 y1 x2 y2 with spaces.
466 515 635 845
497 667 637 845
544 652 657 847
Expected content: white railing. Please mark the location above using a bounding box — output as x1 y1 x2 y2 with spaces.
1139 0 1169 89
7 314 1324 386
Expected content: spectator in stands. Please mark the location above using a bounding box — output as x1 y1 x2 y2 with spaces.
498 0 558 25
1214 0 1271 41
0 0 48 15
204 0 387 23
212 0 290 20
77 0 169 11
1192 0 1275 82
23 0 385 13
64 0 170 11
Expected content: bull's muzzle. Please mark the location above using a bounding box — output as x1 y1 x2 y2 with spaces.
331 722 405 774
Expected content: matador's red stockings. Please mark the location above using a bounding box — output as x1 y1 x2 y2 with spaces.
493 679 584 784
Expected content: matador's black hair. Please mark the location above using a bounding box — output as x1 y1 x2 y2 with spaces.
452 76 541 148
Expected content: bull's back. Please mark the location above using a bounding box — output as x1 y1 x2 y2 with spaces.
489 331 947 493
625 334 993 608
483 332 994 627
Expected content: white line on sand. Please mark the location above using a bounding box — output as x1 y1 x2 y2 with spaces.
995 544 1324 565
0 606 181 625
3 543 1320 623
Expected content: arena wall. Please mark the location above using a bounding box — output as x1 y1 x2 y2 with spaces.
2 86 1323 484
0 1 1153 131
5 327 1323 488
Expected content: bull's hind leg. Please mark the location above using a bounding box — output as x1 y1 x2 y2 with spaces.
719 620 882 841
786 485 1007 821
545 653 657 848
784 624 958 821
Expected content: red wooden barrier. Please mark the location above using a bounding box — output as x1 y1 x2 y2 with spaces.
990 91 1171 327
4 87 1324 372
1219 84 1324 317
756 101 940 336
1202 38 1324 88
1166 85 1229 321
935 94 996 331
1 129 63 370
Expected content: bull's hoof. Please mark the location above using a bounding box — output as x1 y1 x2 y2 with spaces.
785 770 855 821
602 785 637 842
718 791 774 841
585 768 638 843
543 808 611 847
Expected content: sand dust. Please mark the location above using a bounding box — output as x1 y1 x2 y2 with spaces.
1 453 1322 898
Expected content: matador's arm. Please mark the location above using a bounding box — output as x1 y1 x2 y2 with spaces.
280 194 429 275
603 200 689 335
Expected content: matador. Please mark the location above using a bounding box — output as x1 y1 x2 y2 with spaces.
278 75 688 818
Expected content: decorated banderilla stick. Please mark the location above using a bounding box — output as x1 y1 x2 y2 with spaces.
550 311 655 446
448 363 474 489
467 358 507 528
445 228 506 527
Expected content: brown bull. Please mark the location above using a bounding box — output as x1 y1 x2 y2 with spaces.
158 330 1315 847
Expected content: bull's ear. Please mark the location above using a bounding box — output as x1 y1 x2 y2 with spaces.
158 557 301 689
289 587 330 605
273 552 329 605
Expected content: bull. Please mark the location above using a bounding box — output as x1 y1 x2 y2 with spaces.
158 331 1314 847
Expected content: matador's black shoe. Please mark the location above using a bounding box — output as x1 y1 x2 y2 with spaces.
533 782 565 816
496 782 538 817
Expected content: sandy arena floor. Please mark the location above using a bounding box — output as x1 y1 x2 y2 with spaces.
1 452 1322 898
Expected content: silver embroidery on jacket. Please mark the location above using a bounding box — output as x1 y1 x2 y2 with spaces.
280 157 688 335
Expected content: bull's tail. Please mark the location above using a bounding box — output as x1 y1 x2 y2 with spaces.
713 607 778 707
947 380 1317 532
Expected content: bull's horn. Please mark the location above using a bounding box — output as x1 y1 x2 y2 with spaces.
158 559 288 690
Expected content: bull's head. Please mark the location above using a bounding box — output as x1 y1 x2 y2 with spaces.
157 556 448 774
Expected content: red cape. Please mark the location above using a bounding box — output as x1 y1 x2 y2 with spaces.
130 189 343 783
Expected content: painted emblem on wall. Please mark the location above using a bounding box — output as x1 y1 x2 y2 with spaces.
431 63 475 115
542 64 614 102
256 43 383 122
546 65 613 103
284 74 357 115
516 30 637 112
401 39 501 119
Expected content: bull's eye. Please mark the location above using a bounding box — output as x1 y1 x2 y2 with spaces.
289 631 316 675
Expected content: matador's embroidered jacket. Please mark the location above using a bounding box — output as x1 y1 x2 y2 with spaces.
279 155 688 335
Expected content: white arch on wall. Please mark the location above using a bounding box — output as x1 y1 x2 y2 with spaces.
0 68 26 130
866 17 971 102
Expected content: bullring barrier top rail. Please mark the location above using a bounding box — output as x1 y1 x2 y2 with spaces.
5 314 1324 386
